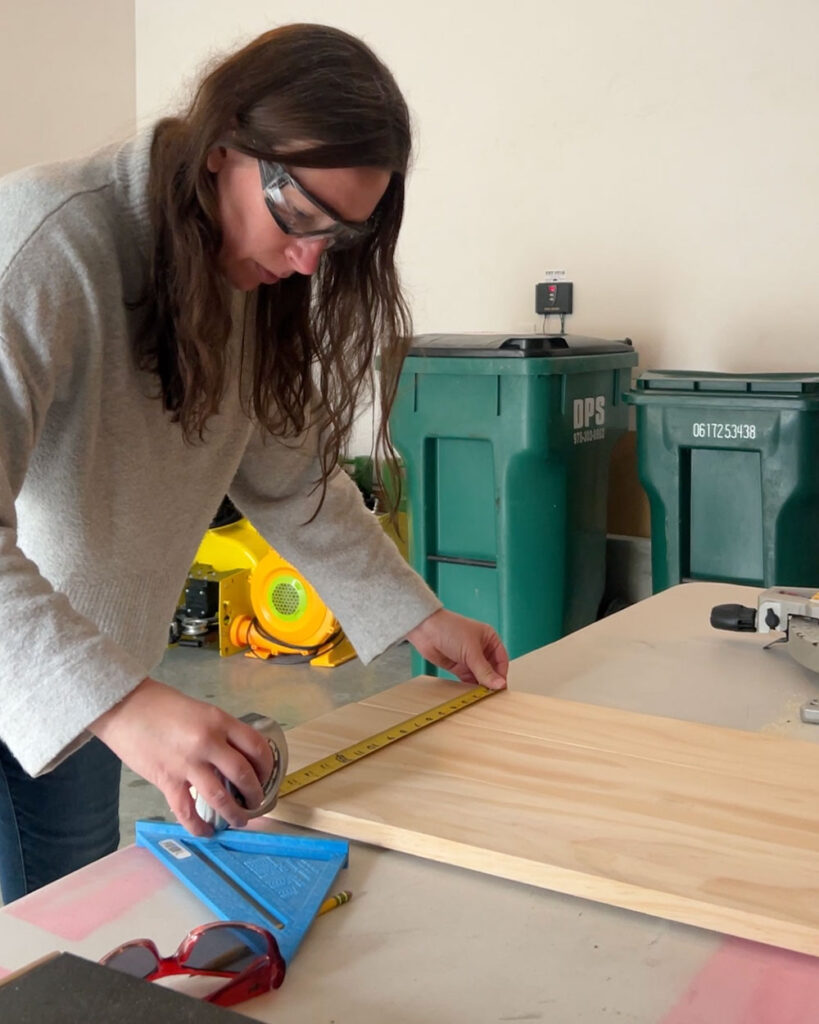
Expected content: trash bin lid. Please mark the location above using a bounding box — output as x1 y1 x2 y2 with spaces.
633 370 819 396
408 333 634 358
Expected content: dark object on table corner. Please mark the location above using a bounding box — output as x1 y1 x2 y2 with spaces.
0 951 250 1022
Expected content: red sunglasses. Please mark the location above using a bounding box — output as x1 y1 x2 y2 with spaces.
100 920 286 1008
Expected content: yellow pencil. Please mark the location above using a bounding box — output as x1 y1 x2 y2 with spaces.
317 890 352 916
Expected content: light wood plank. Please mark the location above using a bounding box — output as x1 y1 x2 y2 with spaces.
271 681 819 956
362 678 819 789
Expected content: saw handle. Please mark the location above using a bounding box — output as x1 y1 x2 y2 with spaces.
710 603 758 632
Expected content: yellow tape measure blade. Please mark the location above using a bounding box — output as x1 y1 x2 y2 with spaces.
279 684 496 798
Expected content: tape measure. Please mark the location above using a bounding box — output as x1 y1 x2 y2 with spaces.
278 684 497 798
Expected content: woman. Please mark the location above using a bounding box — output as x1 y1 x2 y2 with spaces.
0 23 507 903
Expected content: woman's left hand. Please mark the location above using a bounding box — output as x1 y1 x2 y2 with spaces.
405 609 508 690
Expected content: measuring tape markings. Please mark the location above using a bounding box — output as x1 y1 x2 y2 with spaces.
278 684 497 798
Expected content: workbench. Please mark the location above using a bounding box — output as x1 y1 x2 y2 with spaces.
3 582 819 1022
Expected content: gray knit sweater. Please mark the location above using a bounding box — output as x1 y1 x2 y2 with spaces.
0 130 440 778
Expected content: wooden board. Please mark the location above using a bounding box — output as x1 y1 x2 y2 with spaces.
270 678 819 957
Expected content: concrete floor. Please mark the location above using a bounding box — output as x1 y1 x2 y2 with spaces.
118 639 413 846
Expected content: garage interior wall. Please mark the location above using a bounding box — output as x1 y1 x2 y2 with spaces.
5 2 817 543
0 0 135 175
136 3 819 362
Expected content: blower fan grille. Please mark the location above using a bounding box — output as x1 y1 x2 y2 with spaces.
271 580 302 618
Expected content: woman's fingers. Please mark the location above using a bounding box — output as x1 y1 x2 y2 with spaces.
206 741 270 815
406 609 509 690
225 719 276 796
187 762 253 830
166 778 215 837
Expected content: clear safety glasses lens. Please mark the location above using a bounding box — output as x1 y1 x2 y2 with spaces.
258 160 372 250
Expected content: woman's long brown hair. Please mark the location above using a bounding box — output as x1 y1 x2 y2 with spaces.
135 24 412 514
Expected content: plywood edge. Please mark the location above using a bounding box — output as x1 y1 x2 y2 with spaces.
271 801 819 959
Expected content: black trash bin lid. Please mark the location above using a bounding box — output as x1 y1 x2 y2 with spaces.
408 333 634 358
634 370 819 396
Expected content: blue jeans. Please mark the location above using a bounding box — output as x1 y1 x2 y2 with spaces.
0 737 121 903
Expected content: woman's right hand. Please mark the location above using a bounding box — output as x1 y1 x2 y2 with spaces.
89 677 275 836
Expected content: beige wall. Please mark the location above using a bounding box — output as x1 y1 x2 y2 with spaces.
0 0 135 175
4 2 812 533
135 1 819 373
134 1 819 477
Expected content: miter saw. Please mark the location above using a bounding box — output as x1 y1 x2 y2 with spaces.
711 587 819 721
711 587 819 672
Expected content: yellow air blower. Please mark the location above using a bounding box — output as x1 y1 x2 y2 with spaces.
228 551 353 665
183 499 356 668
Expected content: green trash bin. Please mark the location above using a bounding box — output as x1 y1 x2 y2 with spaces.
626 370 819 592
390 333 638 676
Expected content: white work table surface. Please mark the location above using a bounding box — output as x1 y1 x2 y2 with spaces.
3 582 819 1022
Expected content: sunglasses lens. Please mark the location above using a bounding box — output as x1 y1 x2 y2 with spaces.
182 925 268 974
103 945 161 979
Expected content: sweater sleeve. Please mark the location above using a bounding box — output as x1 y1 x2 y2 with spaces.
0 331 148 779
229 421 442 665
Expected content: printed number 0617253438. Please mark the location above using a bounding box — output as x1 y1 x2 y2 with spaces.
692 422 757 440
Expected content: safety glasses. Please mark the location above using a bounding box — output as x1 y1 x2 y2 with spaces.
100 921 285 1008
258 159 376 250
